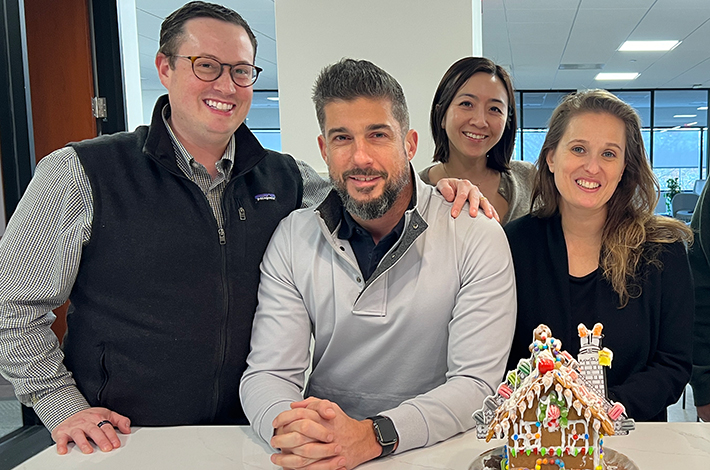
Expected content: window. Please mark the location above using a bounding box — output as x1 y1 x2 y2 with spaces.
514 89 710 192
518 92 569 163
654 90 708 191
0 378 22 439
248 91 281 151
704 128 708 179
613 91 651 127
513 92 521 161
521 129 547 164
0 135 20 439
653 128 702 190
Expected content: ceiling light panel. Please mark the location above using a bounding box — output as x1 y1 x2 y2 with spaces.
595 73 640 80
619 40 681 51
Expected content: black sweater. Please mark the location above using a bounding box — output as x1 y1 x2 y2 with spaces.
505 214 693 422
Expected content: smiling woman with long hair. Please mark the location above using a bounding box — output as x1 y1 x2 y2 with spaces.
420 57 535 225
505 89 693 422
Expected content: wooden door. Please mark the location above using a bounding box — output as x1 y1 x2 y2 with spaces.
24 0 98 341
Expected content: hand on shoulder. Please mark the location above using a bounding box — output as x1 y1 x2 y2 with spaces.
435 177 500 222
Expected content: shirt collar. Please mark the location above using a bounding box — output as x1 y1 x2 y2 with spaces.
337 185 416 241
161 103 236 176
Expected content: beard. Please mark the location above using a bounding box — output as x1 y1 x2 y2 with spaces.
331 165 410 220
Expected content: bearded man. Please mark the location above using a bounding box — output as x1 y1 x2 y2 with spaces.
240 58 516 469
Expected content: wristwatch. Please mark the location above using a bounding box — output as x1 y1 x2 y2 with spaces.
368 415 398 457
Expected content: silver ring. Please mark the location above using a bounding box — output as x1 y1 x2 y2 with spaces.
97 420 112 428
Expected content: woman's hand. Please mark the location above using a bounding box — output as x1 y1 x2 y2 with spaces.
436 178 500 221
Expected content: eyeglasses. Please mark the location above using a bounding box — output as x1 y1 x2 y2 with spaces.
172 55 262 87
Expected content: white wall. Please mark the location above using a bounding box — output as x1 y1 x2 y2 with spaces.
275 0 482 174
117 0 144 131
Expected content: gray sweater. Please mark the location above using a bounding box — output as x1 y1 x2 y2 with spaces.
418 160 536 225
240 172 516 453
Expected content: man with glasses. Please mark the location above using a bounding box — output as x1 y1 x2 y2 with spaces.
0 1 487 457
0 1 319 455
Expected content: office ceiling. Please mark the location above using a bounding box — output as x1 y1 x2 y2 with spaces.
135 0 279 113
483 0 710 90
134 0 710 125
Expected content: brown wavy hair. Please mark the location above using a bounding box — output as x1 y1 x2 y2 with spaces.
530 89 693 307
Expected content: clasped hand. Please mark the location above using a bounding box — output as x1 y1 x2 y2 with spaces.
270 397 381 470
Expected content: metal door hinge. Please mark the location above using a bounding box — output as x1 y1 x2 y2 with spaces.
92 97 107 119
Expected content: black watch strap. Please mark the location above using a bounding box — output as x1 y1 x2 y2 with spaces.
368 415 398 458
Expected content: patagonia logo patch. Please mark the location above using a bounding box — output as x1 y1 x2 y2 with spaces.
255 193 276 202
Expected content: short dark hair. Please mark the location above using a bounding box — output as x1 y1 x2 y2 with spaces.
159 1 258 67
430 57 517 172
312 58 409 136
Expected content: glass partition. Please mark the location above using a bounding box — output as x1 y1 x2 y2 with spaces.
0 131 19 438
518 92 569 163
248 91 281 151
521 129 547 164
653 128 702 190
704 128 708 180
653 90 708 190
514 89 709 191
512 92 521 161
614 91 651 127
0 377 22 440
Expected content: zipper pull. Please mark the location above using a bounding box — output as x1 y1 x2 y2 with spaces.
239 207 246 221
218 228 226 245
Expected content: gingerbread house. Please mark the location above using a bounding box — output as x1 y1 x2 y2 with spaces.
473 324 635 470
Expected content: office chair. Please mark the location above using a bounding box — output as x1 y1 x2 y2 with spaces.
654 192 668 214
694 179 706 195
671 193 699 223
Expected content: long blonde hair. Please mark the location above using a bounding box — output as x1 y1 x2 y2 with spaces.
530 90 693 307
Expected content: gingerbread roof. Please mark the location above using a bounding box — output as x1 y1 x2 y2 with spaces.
473 324 634 442
486 359 616 441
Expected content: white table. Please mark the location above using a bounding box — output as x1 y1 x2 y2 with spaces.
14 423 710 469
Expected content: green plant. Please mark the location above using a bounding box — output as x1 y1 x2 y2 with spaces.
665 177 681 213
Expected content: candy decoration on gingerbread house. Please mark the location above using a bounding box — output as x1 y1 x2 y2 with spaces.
472 324 635 470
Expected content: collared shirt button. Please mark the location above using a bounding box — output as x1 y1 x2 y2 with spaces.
412 223 419 229
356 276 362 283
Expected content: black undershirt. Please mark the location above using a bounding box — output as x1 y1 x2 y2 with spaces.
569 268 600 323
338 209 406 282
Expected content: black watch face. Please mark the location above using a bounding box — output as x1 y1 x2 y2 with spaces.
374 418 398 446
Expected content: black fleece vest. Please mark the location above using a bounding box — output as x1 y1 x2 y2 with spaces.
63 101 302 425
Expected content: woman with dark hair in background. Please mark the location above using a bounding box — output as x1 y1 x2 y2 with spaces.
420 57 535 225
505 89 694 422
